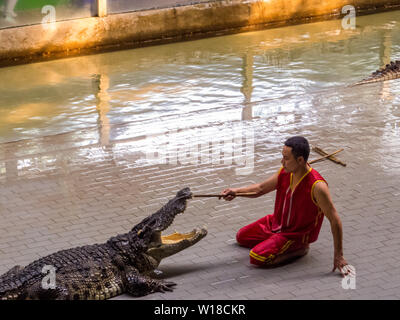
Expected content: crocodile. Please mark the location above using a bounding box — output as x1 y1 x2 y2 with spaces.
0 187 207 300
351 60 400 86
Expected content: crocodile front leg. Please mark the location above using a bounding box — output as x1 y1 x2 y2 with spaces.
24 281 69 300
122 265 176 297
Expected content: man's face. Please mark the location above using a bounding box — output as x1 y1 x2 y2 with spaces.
281 145 302 172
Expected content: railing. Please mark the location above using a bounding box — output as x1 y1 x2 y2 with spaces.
0 0 214 30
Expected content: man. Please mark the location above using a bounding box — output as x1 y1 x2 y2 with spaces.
220 136 351 276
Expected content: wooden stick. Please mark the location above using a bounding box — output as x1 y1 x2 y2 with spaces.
192 192 257 198
194 148 345 199
312 146 347 167
309 149 344 164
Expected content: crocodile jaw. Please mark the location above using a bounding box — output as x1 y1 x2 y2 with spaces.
146 228 207 262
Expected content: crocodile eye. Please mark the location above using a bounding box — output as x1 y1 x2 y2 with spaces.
137 229 143 238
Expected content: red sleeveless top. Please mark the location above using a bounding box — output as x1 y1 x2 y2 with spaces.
271 167 327 244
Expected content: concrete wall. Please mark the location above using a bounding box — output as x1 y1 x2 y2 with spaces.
1 0 400 67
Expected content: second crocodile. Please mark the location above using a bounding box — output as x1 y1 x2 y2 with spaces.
351 60 400 86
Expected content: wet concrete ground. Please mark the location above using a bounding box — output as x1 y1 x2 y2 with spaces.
0 86 399 299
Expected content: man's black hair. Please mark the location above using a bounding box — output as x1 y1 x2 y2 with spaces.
284 136 310 162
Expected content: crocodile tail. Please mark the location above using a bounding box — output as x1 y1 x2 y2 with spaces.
350 60 400 86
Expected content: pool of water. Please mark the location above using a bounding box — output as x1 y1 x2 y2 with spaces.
0 10 399 145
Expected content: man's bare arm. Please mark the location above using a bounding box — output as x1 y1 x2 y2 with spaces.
313 181 350 276
220 170 279 200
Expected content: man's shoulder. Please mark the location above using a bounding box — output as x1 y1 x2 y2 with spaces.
310 167 327 183
309 168 329 197
278 167 290 176
277 167 291 182
312 179 329 195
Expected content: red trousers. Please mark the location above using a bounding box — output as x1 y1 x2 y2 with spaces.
236 215 308 266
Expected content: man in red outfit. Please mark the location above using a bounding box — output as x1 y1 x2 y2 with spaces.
220 136 351 276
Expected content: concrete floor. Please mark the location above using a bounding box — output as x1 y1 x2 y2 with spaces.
1 80 399 299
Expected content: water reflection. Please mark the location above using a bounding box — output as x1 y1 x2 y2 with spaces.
240 51 253 121
92 74 111 147
0 10 400 179
378 28 395 101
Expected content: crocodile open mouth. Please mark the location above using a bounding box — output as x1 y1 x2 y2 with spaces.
161 230 199 244
146 228 207 261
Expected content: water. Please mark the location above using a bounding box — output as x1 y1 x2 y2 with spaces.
0 10 399 145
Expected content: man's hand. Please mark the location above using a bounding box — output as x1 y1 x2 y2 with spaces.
218 171 278 201
332 254 354 277
219 188 237 201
